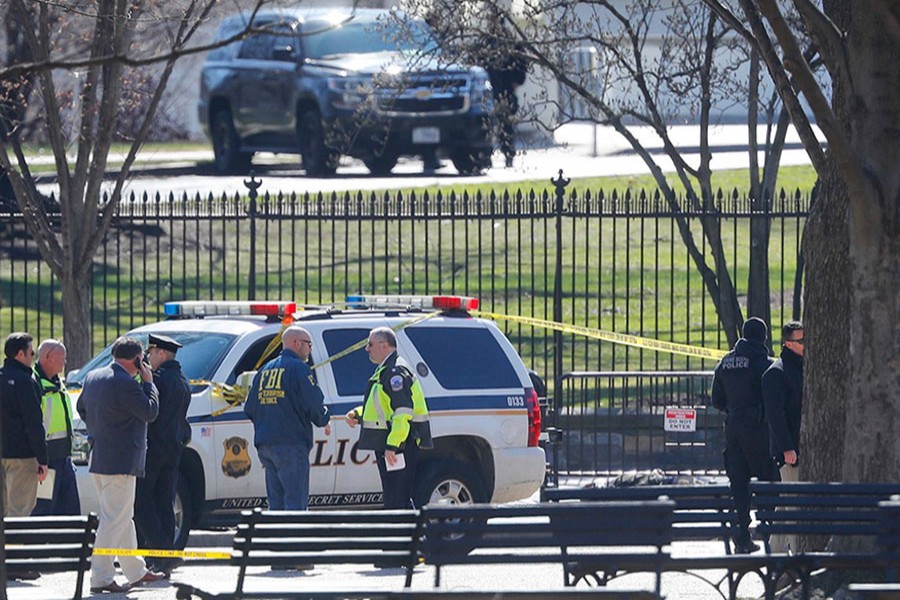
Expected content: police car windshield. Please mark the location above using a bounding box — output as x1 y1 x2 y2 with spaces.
65 332 236 388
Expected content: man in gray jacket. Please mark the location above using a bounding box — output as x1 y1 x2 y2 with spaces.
77 337 165 594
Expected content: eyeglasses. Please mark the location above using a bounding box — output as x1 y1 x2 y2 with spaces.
298 339 312 347
787 337 805 345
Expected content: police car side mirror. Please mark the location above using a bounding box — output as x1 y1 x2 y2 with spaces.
237 371 257 391
63 369 79 383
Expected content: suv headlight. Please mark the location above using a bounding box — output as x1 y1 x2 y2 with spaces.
469 69 493 114
71 428 91 466
328 76 373 110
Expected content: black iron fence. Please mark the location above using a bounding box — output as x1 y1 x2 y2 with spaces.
1 178 808 381
546 370 721 480
1 177 808 473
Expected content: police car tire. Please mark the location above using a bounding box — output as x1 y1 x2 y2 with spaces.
173 477 194 550
414 459 488 507
414 459 487 554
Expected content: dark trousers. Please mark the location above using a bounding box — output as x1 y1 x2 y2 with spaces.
375 441 420 510
724 419 779 538
31 456 81 516
135 450 181 554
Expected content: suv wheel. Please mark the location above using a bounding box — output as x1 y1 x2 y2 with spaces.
451 149 490 176
173 476 195 550
414 458 487 507
210 109 252 175
364 152 399 176
298 111 338 177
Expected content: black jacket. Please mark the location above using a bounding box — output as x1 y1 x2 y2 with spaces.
0 358 48 463
147 359 192 459
762 348 803 459
711 338 772 424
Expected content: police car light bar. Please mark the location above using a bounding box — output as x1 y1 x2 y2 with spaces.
345 295 479 311
164 301 297 317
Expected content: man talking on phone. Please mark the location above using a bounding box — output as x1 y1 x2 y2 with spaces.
77 337 165 593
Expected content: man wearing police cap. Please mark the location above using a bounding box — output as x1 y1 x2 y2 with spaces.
135 334 191 575
711 317 778 554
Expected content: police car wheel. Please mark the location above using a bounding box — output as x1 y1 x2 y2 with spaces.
173 477 194 550
414 459 487 507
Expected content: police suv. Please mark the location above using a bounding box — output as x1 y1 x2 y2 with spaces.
67 296 545 548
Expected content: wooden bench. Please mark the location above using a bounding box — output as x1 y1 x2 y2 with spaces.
543 484 777 599
544 484 736 552
4 514 99 600
415 500 673 598
848 497 900 599
750 481 900 597
174 508 420 600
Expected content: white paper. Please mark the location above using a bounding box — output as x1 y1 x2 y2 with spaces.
385 453 406 472
36 468 56 500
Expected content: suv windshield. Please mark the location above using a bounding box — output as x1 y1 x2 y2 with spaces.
303 19 437 59
66 332 236 388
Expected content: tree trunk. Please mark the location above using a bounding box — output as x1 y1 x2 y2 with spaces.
800 158 849 490
60 271 93 370
839 1 900 488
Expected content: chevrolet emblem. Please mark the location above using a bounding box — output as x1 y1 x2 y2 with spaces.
414 89 432 100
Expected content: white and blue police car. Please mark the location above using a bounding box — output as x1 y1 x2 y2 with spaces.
67 296 546 548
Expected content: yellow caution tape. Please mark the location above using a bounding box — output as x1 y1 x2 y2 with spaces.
93 547 231 560
472 310 728 361
197 310 443 418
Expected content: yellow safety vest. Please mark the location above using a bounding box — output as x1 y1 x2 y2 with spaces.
356 354 432 450
35 370 74 452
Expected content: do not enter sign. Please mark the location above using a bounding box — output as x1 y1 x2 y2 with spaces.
664 407 697 432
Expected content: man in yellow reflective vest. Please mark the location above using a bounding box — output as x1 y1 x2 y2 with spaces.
347 327 432 510
32 339 80 516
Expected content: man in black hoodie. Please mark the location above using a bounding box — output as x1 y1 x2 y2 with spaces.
712 317 778 553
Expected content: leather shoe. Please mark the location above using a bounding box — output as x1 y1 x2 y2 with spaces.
90 581 130 593
129 570 167 586
734 539 761 554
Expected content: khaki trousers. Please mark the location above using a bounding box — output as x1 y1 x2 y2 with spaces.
91 473 149 587
3 457 38 516
768 463 800 553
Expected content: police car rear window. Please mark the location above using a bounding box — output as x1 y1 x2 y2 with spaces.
405 327 521 390
323 328 372 397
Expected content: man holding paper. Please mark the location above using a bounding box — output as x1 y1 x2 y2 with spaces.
32 339 80 516
346 327 432 510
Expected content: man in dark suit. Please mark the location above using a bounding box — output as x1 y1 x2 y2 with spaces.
135 334 191 576
77 336 165 594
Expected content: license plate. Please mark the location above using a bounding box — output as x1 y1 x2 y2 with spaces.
412 127 440 144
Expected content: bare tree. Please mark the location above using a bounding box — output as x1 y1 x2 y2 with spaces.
703 0 900 550
402 0 808 346
0 0 270 368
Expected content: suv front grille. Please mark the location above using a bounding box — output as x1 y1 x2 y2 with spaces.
375 75 471 117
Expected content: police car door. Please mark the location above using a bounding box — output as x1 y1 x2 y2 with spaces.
213 332 336 508
318 325 384 508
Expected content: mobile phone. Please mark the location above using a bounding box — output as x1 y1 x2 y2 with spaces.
133 356 143 369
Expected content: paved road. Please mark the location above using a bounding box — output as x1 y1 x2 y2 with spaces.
35 123 819 200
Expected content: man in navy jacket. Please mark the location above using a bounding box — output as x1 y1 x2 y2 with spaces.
77 336 164 593
1 332 48 521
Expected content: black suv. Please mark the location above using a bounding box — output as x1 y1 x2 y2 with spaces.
199 8 495 176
